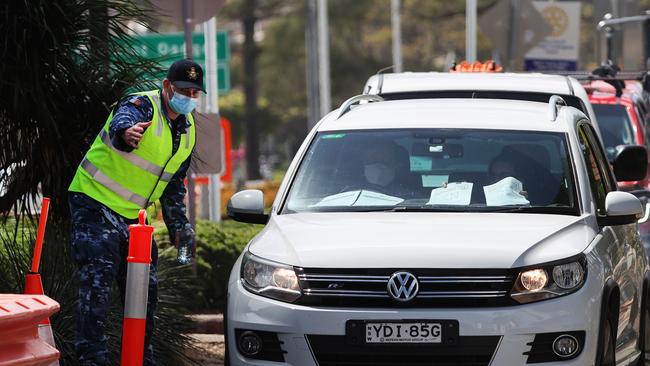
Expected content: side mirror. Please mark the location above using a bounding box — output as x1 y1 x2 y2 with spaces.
613 145 647 182
642 72 650 93
227 189 269 224
598 191 643 226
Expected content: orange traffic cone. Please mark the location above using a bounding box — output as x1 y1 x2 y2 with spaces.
23 197 60 366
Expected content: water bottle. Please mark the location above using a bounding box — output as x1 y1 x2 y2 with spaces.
176 229 194 265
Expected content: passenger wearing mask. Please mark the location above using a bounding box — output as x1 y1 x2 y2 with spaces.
484 152 529 205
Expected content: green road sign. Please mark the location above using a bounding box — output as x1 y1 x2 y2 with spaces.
129 32 230 93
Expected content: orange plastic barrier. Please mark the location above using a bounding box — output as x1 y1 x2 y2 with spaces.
0 294 60 366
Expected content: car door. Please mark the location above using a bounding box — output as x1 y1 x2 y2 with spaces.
577 122 641 359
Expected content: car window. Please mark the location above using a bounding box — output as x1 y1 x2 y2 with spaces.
592 104 635 160
577 123 616 215
284 129 578 214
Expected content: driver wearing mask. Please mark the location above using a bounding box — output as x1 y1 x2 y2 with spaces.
361 142 410 196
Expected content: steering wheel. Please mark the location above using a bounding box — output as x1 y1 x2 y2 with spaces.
336 184 369 194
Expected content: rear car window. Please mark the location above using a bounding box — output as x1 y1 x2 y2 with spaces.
592 104 634 160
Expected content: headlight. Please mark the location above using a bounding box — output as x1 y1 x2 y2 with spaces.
511 256 586 304
240 251 301 302
520 269 548 291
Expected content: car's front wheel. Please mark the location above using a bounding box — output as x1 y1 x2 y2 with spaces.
224 285 230 366
638 293 650 366
600 317 616 366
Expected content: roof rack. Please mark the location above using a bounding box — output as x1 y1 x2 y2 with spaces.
549 71 649 81
336 94 384 119
548 95 566 121
543 63 650 96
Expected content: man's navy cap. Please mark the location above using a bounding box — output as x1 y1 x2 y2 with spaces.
166 59 206 93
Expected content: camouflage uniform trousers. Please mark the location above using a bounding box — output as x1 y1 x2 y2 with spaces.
69 192 158 366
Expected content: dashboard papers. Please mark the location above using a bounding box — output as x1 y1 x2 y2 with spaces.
483 177 530 206
427 182 473 205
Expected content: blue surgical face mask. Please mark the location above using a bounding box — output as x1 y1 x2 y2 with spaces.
169 88 198 114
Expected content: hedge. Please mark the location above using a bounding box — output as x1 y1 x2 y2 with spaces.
155 219 263 311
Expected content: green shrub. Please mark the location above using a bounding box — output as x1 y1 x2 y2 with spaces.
155 219 262 311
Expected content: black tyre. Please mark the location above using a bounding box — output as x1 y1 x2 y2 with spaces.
638 295 650 366
601 317 616 366
224 287 230 366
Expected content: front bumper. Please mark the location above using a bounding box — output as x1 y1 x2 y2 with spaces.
226 275 601 366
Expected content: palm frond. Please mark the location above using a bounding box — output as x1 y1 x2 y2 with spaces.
0 0 199 364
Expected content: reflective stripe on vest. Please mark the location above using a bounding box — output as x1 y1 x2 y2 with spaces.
152 93 164 137
80 158 149 207
98 130 174 182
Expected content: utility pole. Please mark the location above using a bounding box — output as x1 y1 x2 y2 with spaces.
317 0 331 116
243 0 261 180
506 0 520 71
305 0 320 129
466 0 477 62
391 0 403 72
182 0 197 228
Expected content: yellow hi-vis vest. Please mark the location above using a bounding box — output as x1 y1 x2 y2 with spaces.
69 90 196 219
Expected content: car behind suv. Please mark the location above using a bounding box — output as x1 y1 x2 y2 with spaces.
225 95 648 365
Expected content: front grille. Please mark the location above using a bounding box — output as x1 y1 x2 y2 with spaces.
307 334 501 366
295 268 517 307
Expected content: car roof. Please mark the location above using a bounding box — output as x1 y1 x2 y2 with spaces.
589 92 635 106
364 72 575 95
317 98 578 133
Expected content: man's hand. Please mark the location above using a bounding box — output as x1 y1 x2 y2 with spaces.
175 227 195 264
122 121 152 148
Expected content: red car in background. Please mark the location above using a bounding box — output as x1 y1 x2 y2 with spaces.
586 80 650 191
584 78 650 248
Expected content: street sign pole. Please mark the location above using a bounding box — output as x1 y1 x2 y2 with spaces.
182 0 197 230
204 16 222 222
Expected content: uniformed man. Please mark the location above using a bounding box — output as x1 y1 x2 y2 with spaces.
68 59 204 365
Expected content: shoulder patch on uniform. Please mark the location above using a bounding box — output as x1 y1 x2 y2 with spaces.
129 96 143 106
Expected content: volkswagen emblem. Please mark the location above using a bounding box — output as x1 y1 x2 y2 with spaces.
387 271 419 302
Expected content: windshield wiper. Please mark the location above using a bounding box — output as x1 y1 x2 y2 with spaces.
484 206 578 214
387 206 468 212
308 206 468 213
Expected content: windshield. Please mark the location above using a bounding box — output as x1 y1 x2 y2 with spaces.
283 129 578 214
592 104 635 160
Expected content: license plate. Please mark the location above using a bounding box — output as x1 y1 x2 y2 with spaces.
365 322 441 343
345 319 459 346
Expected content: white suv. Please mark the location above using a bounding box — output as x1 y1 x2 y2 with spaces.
225 95 649 365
